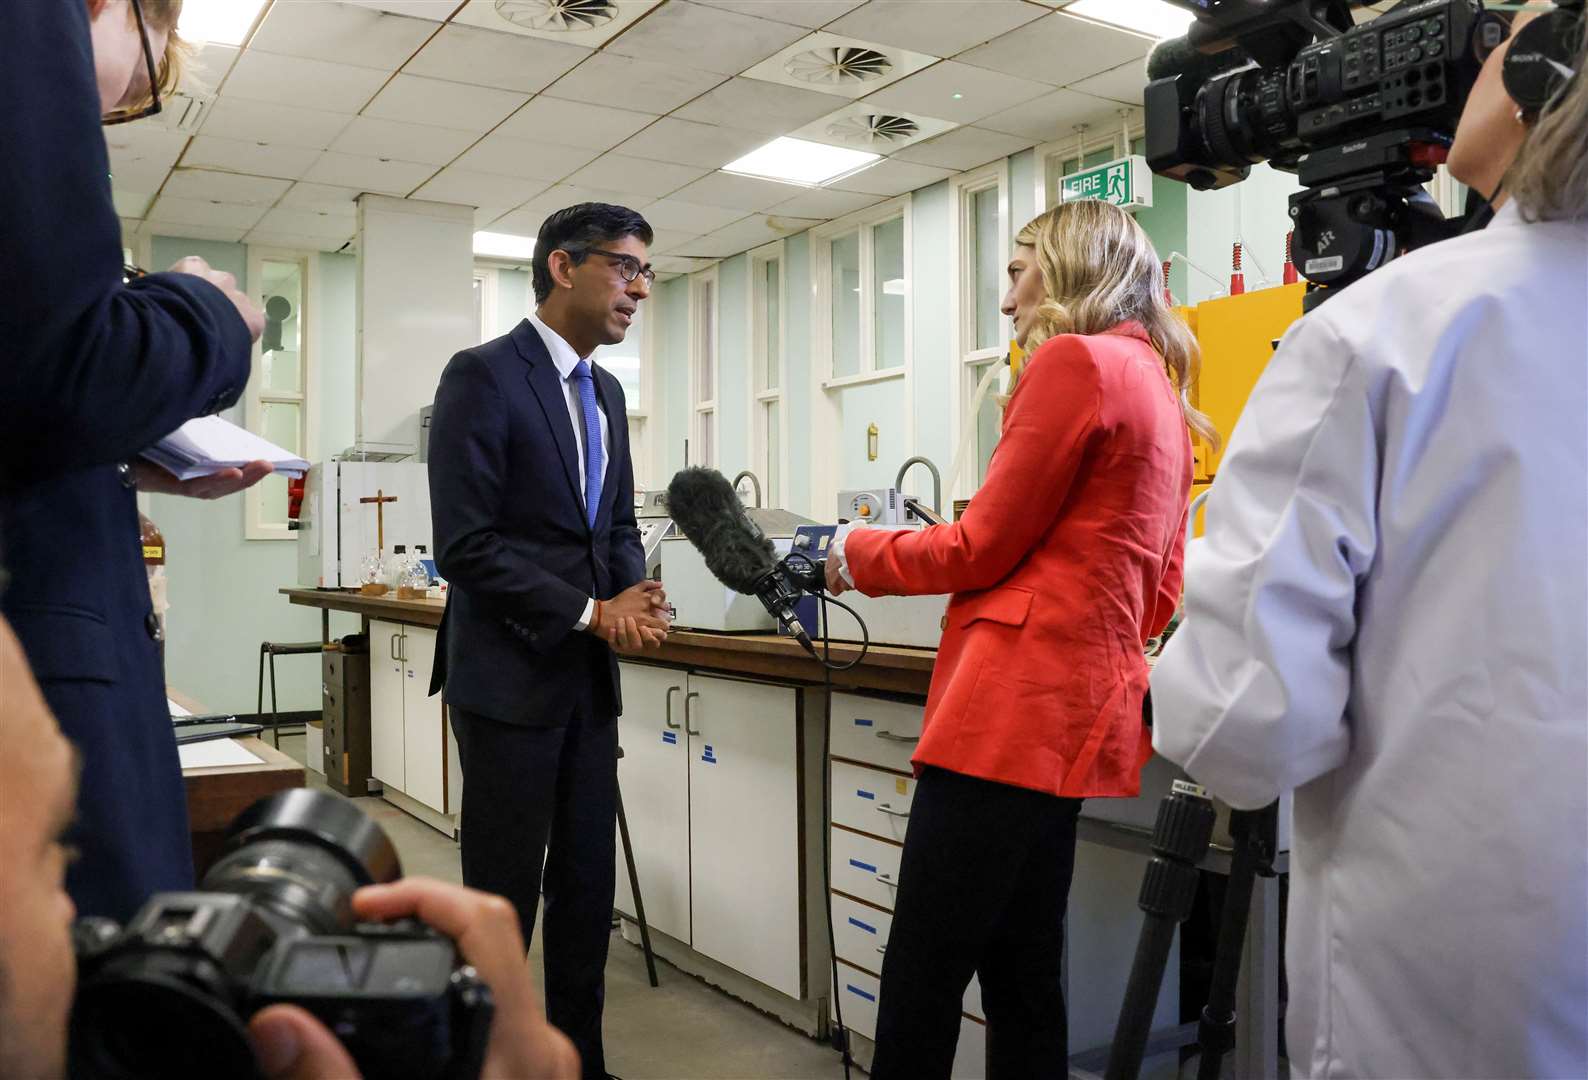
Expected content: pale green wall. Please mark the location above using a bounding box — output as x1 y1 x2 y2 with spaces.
656 277 691 476
715 254 751 480
495 268 530 335
783 233 812 517
909 180 954 481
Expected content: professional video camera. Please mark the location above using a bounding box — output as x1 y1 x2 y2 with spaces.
69 790 492 1080
1144 0 1510 303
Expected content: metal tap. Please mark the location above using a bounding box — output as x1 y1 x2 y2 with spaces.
895 456 941 514
731 470 763 508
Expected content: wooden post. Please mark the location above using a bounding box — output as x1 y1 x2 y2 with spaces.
357 490 399 595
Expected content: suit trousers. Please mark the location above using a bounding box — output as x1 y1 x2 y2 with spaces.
450 703 617 1080
870 766 1083 1080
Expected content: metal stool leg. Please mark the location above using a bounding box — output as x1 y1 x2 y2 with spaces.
615 775 659 988
269 649 282 749
257 645 267 718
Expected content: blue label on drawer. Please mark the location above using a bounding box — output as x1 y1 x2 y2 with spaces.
855 717 874 727
856 789 875 800
846 984 877 1003
848 858 878 873
661 731 677 745
847 916 877 935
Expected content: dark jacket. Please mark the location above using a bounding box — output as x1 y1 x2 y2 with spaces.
427 319 646 725
0 3 251 919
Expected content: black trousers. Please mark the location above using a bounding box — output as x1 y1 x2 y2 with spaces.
870 766 1083 1080
450 704 617 1080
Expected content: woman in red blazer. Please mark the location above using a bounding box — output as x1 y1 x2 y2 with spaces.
828 200 1217 1079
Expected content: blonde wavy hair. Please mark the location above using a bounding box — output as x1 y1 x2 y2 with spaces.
1012 201 1220 452
123 0 190 110
1509 16 1588 222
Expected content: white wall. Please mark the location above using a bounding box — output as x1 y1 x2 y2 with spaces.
1184 164 1303 303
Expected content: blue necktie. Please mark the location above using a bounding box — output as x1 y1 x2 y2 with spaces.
573 360 603 529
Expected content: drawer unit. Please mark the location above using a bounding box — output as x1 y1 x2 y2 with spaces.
830 692 923 774
833 893 892 971
830 827 903 910
831 760 916 843
834 961 882 1042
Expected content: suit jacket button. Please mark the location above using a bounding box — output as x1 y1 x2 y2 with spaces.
145 612 163 642
118 463 137 489
529 632 538 642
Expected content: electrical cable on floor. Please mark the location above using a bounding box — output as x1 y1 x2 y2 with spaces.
816 584 859 1080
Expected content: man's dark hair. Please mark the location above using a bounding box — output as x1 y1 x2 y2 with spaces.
532 203 654 303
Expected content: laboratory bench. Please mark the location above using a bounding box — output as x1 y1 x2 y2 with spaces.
279 586 1283 1079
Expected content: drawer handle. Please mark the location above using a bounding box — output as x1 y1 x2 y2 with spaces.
875 872 898 887
876 945 887 956
874 730 919 743
875 802 910 818
664 686 682 730
685 691 701 736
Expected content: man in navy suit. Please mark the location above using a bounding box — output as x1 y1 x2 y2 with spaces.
429 203 670 1080
0 0 269 923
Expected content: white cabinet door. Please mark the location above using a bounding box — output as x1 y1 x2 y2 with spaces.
369 619 406 789
687 673 803 998
613 663 691 944
400 628 446 813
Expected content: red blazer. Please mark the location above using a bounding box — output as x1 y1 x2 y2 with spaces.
844 323 1192 798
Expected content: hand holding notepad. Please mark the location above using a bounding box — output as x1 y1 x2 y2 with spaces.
141 415 309 481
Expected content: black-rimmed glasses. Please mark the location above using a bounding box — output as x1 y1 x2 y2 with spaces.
581 248 656 287
103 0 163 126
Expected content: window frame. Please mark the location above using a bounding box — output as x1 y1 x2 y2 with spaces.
811 194 913 391
949 162 1011 499
472 265 500 345
748 239 787 508
688 266 720 469
243 247 316 542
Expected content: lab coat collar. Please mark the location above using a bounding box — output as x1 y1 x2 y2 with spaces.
528 311 595 382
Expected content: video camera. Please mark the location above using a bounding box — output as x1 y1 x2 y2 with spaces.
69 790 492 1080
1144 0 1507 301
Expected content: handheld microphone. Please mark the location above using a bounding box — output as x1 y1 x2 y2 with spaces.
665 467 821 655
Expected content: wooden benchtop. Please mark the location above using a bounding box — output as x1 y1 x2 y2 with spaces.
282 587 935 697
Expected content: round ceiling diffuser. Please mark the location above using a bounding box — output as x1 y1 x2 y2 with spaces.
495 0 619 32
785 46 893 87
826 113 920 146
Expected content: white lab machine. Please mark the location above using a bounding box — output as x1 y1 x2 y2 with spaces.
634 489 674 577
663 508 815 632
297 457 433 588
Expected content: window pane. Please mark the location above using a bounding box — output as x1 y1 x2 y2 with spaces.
765 400 780 507
973 361 1002 486
697 281 715 402
972 187 1002 350
593 305 642 407
764 260 780 391
259 260 302 394
697 410 715 467
830 232 861 378
873 216 905 371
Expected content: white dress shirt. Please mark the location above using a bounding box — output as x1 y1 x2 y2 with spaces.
528 312 611 631
1151 201 1588 1079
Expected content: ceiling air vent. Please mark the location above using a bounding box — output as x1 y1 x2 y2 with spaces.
157 91 211 134
495 0 619 32
785 46 893 87
826 112 919 147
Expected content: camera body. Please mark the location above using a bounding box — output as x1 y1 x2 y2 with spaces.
70 790 492 1080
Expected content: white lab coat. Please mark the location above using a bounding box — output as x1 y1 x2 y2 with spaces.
1152 202 1588 1080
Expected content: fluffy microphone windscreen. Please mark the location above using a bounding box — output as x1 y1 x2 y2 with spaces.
665 467 777 593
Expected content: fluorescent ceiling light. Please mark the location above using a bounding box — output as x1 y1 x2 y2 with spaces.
179 0 270 46
722 137 880 187
473 231 535 260
1065 0 1196 40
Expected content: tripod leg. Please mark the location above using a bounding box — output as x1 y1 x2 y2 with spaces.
615 777 660 988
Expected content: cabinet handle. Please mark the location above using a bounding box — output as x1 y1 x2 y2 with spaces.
875 802 910 818
389 633 400 661
875 872 898 887
665 686 682 730
874 730 919 743
876 945 887 956
684 691 701 736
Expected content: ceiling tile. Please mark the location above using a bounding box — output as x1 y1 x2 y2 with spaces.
673 234 751 258
560 154 711 200
790 100 958 153
647 228 700 253
859 61 1051 125
542 53 725 115
198 97 352 150
413 168 551 209
451 0 665 48
740 30 938 101
403 23 591 93
278 183 362 215
148 195 268 230
709 212 822 250
891 125 1031 170
496 98 655 151
490 182 656 235
829 157 955 196
113 190 154 219
675 77 848 133
691 0 866 28
105 127 188 190
363 75 529 133
768 186 883 218
247 2 436 70
302 153 438 196
976 88 1123 141
653 254 718 273
339 1 454 19
253 207 360 241
489 208 548 237
1066 61 1147 106
220 51 389 114
613 117 767 170
144 222 251 244
246 229 353 252
180 135 323 181
453 134 600 181
330 117 478 166
188 43 241 89
474 206 512 227
666 171 808 212
639 198 752 233
605 1 807 76
824 0 1044 57
161 169 291 205
957 12 1150 88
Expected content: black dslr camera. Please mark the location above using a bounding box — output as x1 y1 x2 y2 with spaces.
1145 0 1507 303
70 790 492 1080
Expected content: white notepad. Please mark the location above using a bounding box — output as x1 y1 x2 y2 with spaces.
177 738 264 769
142 415 308 481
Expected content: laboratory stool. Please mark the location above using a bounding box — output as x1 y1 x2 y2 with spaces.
256 640 322 748
616 745 660 988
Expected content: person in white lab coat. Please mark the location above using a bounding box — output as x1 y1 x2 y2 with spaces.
1151 14 1588 1080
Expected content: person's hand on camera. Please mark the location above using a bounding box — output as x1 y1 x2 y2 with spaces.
166 256 266 342
248 878 579 1080
133 460 274 499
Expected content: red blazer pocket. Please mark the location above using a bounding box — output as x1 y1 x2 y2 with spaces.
954 586 1034 629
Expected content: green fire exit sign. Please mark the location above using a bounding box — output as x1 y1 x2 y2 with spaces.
1059 155 1153 211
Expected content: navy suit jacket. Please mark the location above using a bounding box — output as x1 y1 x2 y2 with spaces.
0 4 251 920
428 319 647 726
